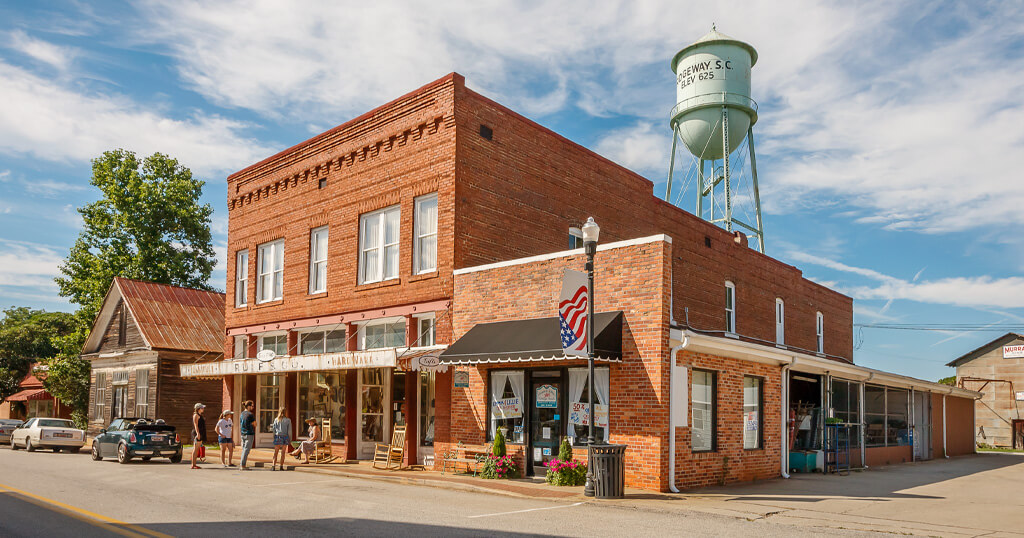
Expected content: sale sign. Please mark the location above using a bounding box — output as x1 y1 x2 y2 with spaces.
568 402 608 428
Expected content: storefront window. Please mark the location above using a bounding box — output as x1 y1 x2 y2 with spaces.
865 384 886 447
28 399 54 417
743 376 762 449
489 370 525 443
260 334 287 356
258 375 282 436
364 321 405 349
297 372 345 441
420 372 435 447
299 328 346 355
886 388 910 446
831 379 861 448
567 367 609 445
692 370 716 452
361 368 386 443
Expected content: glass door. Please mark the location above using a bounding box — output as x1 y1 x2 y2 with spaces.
418 371 436 464
257 374 282 447
529 373 563 476
357 368 390 459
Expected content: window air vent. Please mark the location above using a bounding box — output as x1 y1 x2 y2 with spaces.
479 124 493 140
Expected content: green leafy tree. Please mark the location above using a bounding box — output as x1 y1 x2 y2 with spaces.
0 307 82 400
558 437 573 461
55 149 216 322
43 356 91 428
939 376 956 386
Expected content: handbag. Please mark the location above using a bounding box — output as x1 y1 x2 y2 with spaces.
198 444 206 458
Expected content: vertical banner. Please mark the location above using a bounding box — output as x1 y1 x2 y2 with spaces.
559 269 589 356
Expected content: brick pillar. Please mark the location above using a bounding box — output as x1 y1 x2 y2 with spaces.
287 330 299 356
406 314 418 348
246 334 258 358
222 375 234 416
433 368 452 471
346 322 359 460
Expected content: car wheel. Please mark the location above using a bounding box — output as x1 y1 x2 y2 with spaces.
91 443 102 461
25 438 35 452
169 453 182 464
10 437 19 450
117 443 131 464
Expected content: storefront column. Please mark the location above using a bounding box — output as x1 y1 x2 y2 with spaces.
346 322 359 460
287 330 299 356
404 315 418 466
285 373 298 438
246 334 258 358
222 375 234 416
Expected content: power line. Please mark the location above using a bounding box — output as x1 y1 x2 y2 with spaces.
855 323 1023 332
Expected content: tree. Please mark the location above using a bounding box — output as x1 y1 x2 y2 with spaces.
43 356 91 428
0 307 82 400
55 149 216 322
939 376 956 386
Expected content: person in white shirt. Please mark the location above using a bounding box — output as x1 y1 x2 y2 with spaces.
215 410 235 467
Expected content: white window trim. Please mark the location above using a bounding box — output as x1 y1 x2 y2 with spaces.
235 249 248 307
135 369 149 418
816 312 825 354
775 298 785 346
94 372 106 420
724 281 736 335
233 335 247 359
309 226 328 295
256 240 284 303
358 317 406 350
413 313 436 347
414 193 438 275
359 205 400 285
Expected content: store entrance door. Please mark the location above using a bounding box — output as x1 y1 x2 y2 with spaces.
256 374 282 447
913 391 931 460
529 373 563 476
357 368 390 459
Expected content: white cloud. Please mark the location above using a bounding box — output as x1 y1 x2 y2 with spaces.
0 239 66 307
23 179 87 198
593 122 669 175
7 30 77 71
791 249 1024 309
0 59 274 178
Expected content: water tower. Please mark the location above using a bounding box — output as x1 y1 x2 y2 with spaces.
665 26 765 253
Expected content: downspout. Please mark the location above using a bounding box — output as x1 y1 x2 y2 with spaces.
781 357 795 479
668 336 689 493
910 388 916 463
862 373 873 468
942 391 948 458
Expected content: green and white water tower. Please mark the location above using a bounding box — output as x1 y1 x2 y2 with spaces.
665 26 765 253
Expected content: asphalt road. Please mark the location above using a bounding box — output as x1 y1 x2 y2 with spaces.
0 446 874 537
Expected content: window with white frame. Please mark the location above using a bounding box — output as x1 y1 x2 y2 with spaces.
414 193 438 274
775 298 785 345
567 367 610 445
233 335 247 359
308 226 328 294
742 376 762 449
692 369 716 452
135 368 150 418
235 249 248 306
259 334 288 356
94 372 106 420
256 240 284 303
299 327 346 355
816 312 824 353
417 316 435 347
362 320 406 350
724 281 736 334
359 205 400 284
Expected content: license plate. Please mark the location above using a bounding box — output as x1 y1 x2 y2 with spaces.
54 433 72 438
150 435 165 442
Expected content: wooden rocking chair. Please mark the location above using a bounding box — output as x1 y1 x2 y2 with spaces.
372 424 407 470
312 418 339 464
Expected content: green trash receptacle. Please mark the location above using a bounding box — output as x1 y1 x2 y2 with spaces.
589 444 627 499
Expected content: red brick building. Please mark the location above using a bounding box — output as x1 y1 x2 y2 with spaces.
195 73 979 490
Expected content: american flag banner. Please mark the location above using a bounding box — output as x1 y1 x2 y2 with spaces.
559 270 589 356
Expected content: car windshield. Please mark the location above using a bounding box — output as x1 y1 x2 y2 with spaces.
37 419 74 428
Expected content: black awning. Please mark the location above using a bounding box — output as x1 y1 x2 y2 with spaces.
439 311 623 365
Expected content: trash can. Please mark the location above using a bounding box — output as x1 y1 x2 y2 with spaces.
589 444 627 499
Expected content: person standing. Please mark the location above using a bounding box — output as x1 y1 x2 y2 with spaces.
239 400 256 470
271 407 292 471
215 410 235 467
190 403 207 470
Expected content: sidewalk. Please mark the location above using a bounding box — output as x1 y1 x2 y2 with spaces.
198 446 586 500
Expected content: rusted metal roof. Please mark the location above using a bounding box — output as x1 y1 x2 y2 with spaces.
5 388 51 401
117 278 225 355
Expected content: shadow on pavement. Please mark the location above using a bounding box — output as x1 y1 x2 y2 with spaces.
146 517 557 537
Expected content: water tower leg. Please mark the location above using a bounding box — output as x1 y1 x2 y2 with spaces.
721 106 732 232
747 127 766 253
696 159 705 218
665 129 679 202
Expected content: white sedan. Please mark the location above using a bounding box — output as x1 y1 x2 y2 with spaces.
9 417 85 453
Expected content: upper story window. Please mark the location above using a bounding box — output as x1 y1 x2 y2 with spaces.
309 226 328 294
257 240 284 303
417 315 436 347
299 327 346 355
359 205 400 284
775 298 785 345
414 194 438 274
235 249 249 307
259 333 288 356
233 335 247 359
361 319 406 350
724 281 736 334
816 312 824 354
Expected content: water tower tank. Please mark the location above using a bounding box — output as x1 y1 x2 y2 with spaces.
670 28 758 158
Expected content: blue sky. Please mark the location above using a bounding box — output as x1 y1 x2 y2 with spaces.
1 1 1023 381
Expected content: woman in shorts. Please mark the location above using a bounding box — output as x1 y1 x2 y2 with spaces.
215 410 235 467
271 407 292 471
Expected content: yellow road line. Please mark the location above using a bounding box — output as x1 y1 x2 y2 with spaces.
0 482 172 538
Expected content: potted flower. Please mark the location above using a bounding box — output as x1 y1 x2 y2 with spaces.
545 438 587 486
481 428 521 479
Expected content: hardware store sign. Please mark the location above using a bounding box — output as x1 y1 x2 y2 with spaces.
180 349 396 377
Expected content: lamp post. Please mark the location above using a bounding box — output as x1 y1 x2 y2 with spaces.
581 217 600 497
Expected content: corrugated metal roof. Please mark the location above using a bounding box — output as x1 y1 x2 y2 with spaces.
5 388 51 401
116 278 225 354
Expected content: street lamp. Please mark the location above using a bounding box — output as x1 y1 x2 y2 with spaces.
581 217 600 497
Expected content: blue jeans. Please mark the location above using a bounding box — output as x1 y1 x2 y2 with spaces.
240 434 255 467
